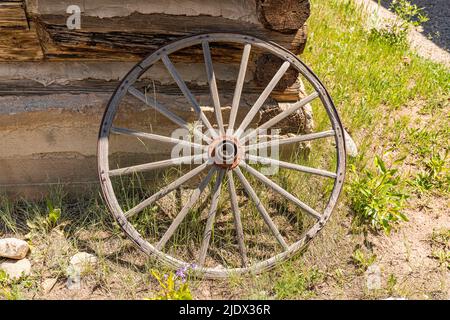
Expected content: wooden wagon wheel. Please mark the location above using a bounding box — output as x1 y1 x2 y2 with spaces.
98 33 346 278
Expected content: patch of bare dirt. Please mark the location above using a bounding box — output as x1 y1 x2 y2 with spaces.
368 195 449 299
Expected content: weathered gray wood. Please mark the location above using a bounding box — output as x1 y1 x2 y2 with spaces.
202 41 225 135
111 127 206 151
198 169 225 265
128 85 212 144
241 91 319 142
246 154 337 179
125 161 212 218
240 161 322 219
162 54 218 138
234 166 289 250
228 43 251 134
0 78 303 102
97 33 346 279
245 130 336 151
32 12 307 61
109 153 206 177
157 167 217 250
236 61 290 136
227 170 248 267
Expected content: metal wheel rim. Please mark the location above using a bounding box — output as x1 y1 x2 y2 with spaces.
97 33 346 279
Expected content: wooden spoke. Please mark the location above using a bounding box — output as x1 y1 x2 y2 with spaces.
198 169 225 265
240 91 319 143
128 86 212 144
111 127 206 150
109 153 206 177
125 161 212 219
246 154 337 179
227 170 248 267
235 61 290 137
157 167 217 250
202 41 225 135
228 43 251 135
239 162 322 220
161 54 218 138
234 167 289 250
245 130 335 151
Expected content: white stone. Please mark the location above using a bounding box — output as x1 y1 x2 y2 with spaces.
0 258 31 280
69 252 98 274
0 238 30 260
344 129 358 157
66 273 81 290
65 252 98 290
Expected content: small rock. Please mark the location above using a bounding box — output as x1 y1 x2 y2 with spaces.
66 252 97 290
344 129 358 157
66 272 81 290
0 258 31 280
42 278 58 294
69 252 97 270
68 252 98 277
0 238 30 260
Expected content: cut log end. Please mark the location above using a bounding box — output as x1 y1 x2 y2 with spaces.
256 0 310 33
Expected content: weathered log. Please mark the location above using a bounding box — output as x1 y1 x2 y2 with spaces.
33 12 307 61
0 79 303 102
0 1 313 193
256 0 310 33
0 2 43 61
1 1 311 61
0 1 28 29
0 59 303 101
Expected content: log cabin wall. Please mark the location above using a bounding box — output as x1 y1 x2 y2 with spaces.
0 0 311 196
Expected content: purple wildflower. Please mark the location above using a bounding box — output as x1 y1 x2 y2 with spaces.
175 265 188 281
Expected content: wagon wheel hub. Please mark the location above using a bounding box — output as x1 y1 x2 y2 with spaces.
208 135 241 169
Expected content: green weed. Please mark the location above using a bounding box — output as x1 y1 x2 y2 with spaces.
25 199 63 235
431 250 449 269
352 248 377 271
429 229 449 270
348 156 409 233
369 0 428 46
149 268 193 300
411 151 449 193
386 273 398 295
430 229 450 247
274 264 323 299
0 270 21 300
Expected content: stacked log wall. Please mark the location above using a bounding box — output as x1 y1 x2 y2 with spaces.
0 0 311 196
